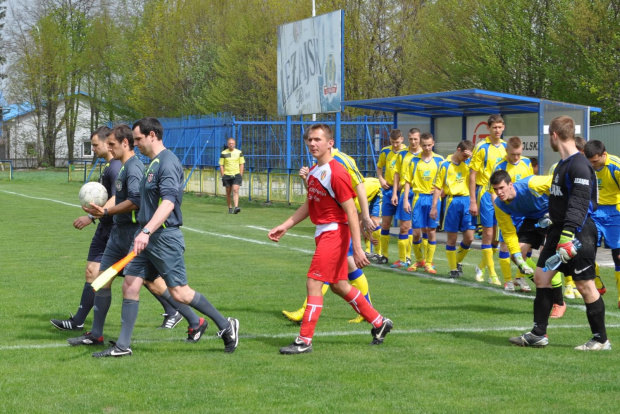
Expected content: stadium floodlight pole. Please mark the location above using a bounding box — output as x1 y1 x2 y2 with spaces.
312 0 316 123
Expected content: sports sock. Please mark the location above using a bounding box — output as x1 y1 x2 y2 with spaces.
564 274 575 287
299 295 323 344
349 268 371 305
525 258 537 282
343 286 381 327
585 296 607 343
594 262 604 290
364 238 371 254
616 269 620 302
116 299 139 350
406 228 413 260
146 285 176 316
161 289 201 328
426 241 437 265
552 286 564 306
551 272 563 289
532 288 553 336
298 283 329 312
397 234 408 263
456 242 471 263
499 251 512 283
481 245 496 276
380 229 390 259
422 233 428 256
90 288 111 338
412 239 423 262
446 245 457 271
73 282 95 325
492 245 498 255
372 227 382 255
189 291 229 331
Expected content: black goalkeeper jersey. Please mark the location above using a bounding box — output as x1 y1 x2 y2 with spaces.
549 151 598 234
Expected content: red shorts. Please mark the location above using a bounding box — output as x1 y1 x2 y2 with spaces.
307 224 350 284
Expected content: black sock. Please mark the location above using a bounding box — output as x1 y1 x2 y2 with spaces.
73 282 95 325
146 286 176 316
552 286 564 306
190 292 229 331
532 288 553 336
585 296 607 343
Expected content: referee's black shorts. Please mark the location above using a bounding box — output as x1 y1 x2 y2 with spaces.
222 174 242 187
87 222 113 263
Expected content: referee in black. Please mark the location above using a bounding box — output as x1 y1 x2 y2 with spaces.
510 115 610 350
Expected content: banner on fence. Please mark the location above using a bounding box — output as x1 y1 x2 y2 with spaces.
277 10 343 116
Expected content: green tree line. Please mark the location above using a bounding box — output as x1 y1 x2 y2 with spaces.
4 0 620 165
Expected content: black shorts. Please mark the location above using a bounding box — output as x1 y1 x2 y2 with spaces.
222 174 242 187
537 217 597 281
517 218 547 250
87 222 113 262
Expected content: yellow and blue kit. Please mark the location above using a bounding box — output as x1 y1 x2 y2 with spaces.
407 153 445 228
434 158 475 233
591 153 620 250
470 138 507 227
377 144 407 217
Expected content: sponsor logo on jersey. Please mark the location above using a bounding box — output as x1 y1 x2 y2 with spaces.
550 184 563 196
574 178 589 185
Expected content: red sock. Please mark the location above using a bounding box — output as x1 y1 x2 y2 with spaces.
343 286 382 327
299 295 323 344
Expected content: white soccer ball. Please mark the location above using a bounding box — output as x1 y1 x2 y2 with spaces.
79 181 108 208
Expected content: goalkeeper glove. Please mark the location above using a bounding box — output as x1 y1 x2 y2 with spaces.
536 214 552 229
513 252 533 275
557 230 578 263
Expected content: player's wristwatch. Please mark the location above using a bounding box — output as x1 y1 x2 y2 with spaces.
87 214 96 223
103 208 109 217
141 227 151 235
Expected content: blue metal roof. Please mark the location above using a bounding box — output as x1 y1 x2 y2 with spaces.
342 88 601 118
3 102 35 121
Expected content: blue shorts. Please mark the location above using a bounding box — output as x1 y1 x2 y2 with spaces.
369 193 382 218
592 205 620 249
125 227 188 287
395 189 414 221
381 188 397 217
473 187 496 228
412 193 440 229
100 224 140 271
443 195 476 233
87 222 113 262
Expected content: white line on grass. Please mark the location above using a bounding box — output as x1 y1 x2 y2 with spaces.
3 323 620 351
0 190 81 207
245 225 314 239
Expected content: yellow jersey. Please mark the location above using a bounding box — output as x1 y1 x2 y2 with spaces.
394 148 419 188
470 138 507 187
377 144 407 186
489 156 534 193
405 152 445 194
434 158 471 196
219 148 245 175
593 153 620 205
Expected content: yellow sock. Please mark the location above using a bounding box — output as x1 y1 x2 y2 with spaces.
551 271 563 288
456 243 470 263
446 246 457 271
482 246 496 276
398 235 408 263
364 238 371 254
564 274 575 287
499 256 512 283
349 271 371 305
412 240 424 262
594 262 604 290
407 233 413 260
615 271 620 301
426 242 437 266
372 228 382 256
380 233 390 260
422 235 429 257
525 258 537 282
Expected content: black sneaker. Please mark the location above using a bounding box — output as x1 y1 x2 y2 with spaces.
449 270 460 279
185 317 209 343
158 312 183 329
228 208 233 214
50 313 84 331
92 342 132 358
509 331 549 348
456 263 463 276
376 255 389 264
280 337 312 354
67 332 104 346
370 317 393 345
218 317 239 353
233 207 241 214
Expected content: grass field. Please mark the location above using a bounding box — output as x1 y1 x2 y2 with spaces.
1 170 620 413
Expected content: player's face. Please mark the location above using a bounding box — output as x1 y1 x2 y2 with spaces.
549 131 559 152
487 122 505 140
506 146 522 164
306 128 332 160
408 133 420 151
457 148 472 162
133 127 151 157
420 138 434 156
91 135 108 158
588 153 606 170
107 138 124 160
390 135 403 150
492 180 514 202
227 139 235 151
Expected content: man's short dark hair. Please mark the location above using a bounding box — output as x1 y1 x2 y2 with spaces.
92 126 110 141
487 114 504 126
408 128 420 135
575 136 586 152
108 124 135 150
390 129 402 140
490 169 511 186
307 124 333 141
457 140 474 152
584 140 606 159
133 117 164 141
420 132 434 141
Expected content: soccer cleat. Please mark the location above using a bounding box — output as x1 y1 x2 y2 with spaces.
50 314 84 331
449 270 460 279
92 341 132 358
390 260 408 268
475 266 485 282
564 284 576 299
376 255 389 264
509 332 549 348
406 260 425 272
280 337 312 354
456 263 463 276
514 277 531 292
349 314 365 323
233 207 241 214
218 317 239 353
406 257 412 267
489 276 501 286
574 339 612 351
67 332 104 346
504 281 515 291
282 308 304 323
228 208 233 214
550 303 567 319
424 263 437 274
370 317 393 345
158 312 183 329
573 288 582 299
185 317 209 343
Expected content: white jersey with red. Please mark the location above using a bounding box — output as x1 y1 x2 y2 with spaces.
307 159 356 226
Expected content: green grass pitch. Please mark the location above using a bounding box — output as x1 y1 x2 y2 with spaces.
1 170 619 413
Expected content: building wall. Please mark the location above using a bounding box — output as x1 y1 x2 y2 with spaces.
591 123 620 156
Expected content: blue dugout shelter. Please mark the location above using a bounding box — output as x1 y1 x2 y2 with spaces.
343 89 601 174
